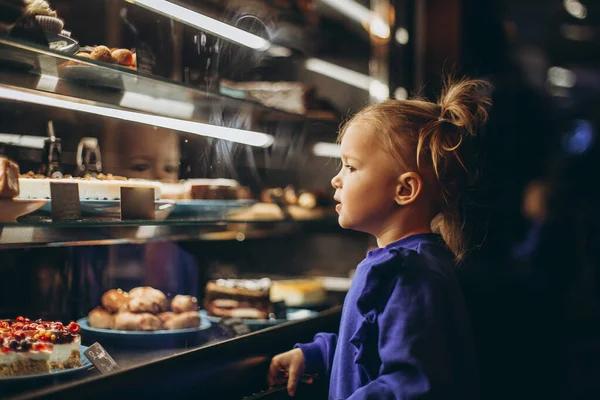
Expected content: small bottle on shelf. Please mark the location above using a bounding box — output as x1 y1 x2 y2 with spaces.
39 121 63 178
76 137 102 178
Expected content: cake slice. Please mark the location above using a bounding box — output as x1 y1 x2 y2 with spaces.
0 317 81 376
185 179 240 200
204 278 273 319
270 279 327 307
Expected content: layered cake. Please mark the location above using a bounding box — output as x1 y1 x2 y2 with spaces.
270 279 327 307
185 179 240 200
1 317 81 377
204 278 273 319
18 172 162 201
220 79 314 115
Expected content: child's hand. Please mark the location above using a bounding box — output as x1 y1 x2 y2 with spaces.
267 348 306 397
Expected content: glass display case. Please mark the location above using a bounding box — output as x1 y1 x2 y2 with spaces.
0 0 412 398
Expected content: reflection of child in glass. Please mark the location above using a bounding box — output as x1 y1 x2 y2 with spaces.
103 125 180 182
100 125 195 296
268 78 491 399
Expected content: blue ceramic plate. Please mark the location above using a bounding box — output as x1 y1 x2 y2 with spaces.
200 308 318 328
37 200 174 220
169 199 257 219
0 345 92 381
76 315 211 338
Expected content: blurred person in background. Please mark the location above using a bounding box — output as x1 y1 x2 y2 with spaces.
520 116 600 399
456 0 562 399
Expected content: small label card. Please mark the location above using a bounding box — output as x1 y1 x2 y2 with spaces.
50 182 81 221
84 342 120 374
218 318 251 338
120 187 155 220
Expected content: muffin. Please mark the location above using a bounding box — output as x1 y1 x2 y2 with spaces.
24 0 64 34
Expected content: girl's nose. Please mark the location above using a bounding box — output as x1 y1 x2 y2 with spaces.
331 172 342 189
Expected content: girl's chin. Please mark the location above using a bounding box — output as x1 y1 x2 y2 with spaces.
337 216 354 230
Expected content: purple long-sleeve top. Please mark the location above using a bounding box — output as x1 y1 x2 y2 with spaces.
296 233 479 399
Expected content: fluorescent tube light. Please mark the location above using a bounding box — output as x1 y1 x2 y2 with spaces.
0 86 275 148
119 91 195 119
0 133 46 149
127 0 271 50
313 142 341 158
317 0 390 39
305 58 389 100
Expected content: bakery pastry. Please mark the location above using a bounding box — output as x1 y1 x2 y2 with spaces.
219 79 314 115
101 289 129 313
114 312 162 331
0 317 81 377
271 279 327 307
160 182 187 200
204 278 273 319
90 45 113 63
127 287 168 314
88 307 115 329
72 45 137 70
23 0 56 17
0 157 20 199
111 48 133 66
162 311 201 330
157 312 176 324
24 0 63 34
261 186 297 205
88 288 202 331
171 295 199 313
185 179 240 200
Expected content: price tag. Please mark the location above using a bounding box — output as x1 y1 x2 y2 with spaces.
218 318 251 338
83 342 120 374
50 182 81 221
120 187 155 220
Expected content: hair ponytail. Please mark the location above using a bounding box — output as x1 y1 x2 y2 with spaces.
428 77 492 262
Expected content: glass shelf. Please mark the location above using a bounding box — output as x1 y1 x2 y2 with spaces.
0 216 340 248
0 38 338 126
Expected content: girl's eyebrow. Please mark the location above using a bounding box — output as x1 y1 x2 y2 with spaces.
342 155 361 165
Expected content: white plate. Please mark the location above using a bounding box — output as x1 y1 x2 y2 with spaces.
0 346 92 381
0 199 46 223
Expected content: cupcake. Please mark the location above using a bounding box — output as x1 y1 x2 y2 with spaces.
24 0 63 34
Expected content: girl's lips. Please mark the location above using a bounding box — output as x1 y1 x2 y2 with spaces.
335 204 342 212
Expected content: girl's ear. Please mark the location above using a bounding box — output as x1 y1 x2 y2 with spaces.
395 172 423 206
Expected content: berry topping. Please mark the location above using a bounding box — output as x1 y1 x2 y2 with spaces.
12 330 25 340
67 322 80 334
20 339 31 351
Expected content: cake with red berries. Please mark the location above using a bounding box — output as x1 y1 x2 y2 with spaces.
0 317 81 377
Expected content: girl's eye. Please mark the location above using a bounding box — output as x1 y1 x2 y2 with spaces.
164 165 179 174
130 163 150 172
344 164 356 172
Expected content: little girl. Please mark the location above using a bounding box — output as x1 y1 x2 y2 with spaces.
267 78 491 399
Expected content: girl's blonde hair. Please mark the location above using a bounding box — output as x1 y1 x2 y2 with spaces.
339 77 492 262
